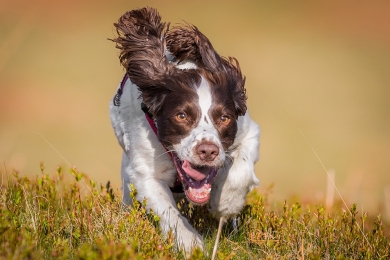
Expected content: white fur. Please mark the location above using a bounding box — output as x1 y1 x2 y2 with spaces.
172 77 225 167
110 71 260 254
209 112 260 218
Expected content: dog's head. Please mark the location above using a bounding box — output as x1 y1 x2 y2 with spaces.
112 7 247 205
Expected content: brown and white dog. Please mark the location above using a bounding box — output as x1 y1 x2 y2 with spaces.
109 7 260 253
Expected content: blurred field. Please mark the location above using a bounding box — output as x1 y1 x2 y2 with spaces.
1 0 390 215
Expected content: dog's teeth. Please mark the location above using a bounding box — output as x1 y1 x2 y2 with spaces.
207 188 211 193
189 178 193 183
189 187 193 193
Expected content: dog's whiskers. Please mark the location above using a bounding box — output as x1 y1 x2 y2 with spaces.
184 150 191 159
156 149 176 159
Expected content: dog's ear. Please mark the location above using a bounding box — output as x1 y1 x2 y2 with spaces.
110 7 174 115
167 26 247 116
223 57 247 117
166 25 223 71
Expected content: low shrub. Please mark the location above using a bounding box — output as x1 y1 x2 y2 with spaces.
0 165 388 259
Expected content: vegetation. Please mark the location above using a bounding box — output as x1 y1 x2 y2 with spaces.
1 164 389 259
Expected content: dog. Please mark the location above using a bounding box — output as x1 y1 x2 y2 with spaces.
109 7 260 253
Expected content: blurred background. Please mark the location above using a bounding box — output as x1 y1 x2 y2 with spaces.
1 0 389 216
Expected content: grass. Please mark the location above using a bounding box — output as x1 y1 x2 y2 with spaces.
0 164 389 259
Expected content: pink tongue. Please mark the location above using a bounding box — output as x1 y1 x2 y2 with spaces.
182 160 208 181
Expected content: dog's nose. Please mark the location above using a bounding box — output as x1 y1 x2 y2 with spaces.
196 143 219 162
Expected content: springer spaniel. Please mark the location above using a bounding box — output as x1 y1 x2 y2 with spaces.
109 7 260 253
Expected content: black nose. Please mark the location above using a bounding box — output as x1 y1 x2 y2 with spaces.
196 142 219 162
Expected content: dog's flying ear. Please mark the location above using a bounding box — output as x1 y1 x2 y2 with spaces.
111 7 169 84
167 26 247 116
166 25 222 70
110 7 174 115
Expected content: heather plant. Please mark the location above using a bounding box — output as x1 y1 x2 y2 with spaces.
0 164 389 259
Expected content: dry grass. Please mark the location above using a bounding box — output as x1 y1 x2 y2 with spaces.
1 164 389 259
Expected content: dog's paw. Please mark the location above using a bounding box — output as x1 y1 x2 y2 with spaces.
176 227 204 256
160 213 204 255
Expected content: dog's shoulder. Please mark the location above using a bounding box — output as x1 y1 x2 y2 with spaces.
109 77 146 153
231 112 260 152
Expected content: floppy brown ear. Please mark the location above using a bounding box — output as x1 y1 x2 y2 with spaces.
110 8 202 116
110 7 173 114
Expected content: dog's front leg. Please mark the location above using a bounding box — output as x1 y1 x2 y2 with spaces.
209 114 260 219
133 178 203 254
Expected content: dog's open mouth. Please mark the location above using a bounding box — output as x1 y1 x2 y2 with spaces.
173 154 218 205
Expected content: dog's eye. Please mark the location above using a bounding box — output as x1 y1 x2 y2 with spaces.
176 113 187 121
220 115 230 125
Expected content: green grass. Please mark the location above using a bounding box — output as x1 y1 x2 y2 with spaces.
1 164 389 259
